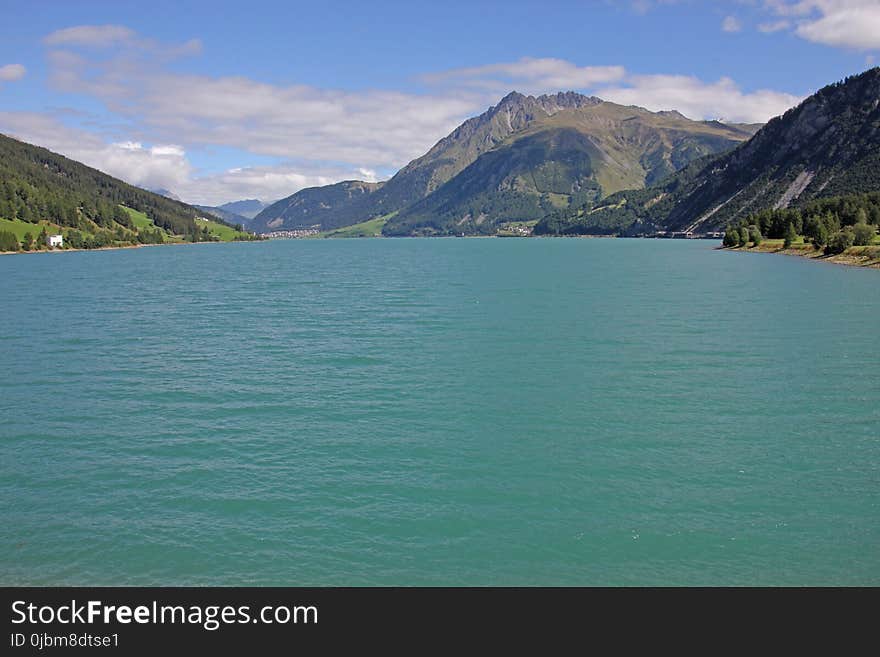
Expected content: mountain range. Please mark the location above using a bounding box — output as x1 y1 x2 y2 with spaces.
535 67 880 236
217 199 268 219
194 204 251 227
3 68 877 247
251 92 759 235
255 181 383 232
136 195 265 231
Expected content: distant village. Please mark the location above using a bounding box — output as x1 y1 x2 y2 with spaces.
258 223 726 239
262 226 321 239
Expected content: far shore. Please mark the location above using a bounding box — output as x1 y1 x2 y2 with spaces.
4 234 880 270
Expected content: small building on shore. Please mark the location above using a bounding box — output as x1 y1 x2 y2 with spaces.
47 234 63 248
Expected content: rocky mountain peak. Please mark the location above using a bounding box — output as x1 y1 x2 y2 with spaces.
492 90 604 116
535 91 603 114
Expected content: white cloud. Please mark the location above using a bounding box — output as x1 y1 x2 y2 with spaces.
596 74 802 123
44 25 136 47
357 168 379 182
758 19 792 32
763 1 880 50
629 0 682 15
796 2 880 50
149 144 186 157
421 57 626 95
43 28 479 169
722 16 743 32
0 63 26 82
178 165 378 205
0 111 385 205
130 74 478 166
20 25 805 202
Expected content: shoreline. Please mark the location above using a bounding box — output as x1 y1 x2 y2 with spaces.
0 239 257 257
4 235 879 270
721 242 880 269
0 242 159 256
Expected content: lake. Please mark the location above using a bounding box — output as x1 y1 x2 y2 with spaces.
1 238 878 585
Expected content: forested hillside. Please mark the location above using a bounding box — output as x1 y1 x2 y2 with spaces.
0 133 257 251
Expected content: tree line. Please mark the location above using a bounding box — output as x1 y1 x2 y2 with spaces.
723 192 880 254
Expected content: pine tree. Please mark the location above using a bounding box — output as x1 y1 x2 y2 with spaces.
812 222 829 249
783 223 797 249
723 226 739 247
749 225 762 246
0 230 19 251
853 222 876 246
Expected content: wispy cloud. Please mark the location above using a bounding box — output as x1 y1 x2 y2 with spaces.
595 74 802 123
757 19 791 33
44 24 202 56
420 57 626 95
629 0 682 15
722 15 743 33
0 63 26 83
43 26 478 170
44 25 136 47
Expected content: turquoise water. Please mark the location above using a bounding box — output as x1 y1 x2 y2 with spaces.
1 238 878 585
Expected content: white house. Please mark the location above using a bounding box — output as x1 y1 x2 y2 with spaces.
47 234 63 248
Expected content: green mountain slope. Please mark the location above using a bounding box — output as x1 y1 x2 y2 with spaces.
384 128 601 235
252 91 757 235
250 92 569 233
251 180 384 232
535 67 880 236
0 132 254 249
384 101 757 235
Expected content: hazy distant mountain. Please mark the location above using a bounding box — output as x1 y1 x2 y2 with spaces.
194 205 250 227
535 67 880 235
252 181 383 233
148 187 181 201
218 199 267 219
252 91 757 235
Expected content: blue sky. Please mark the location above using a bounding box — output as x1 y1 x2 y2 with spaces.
1 0 878 205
